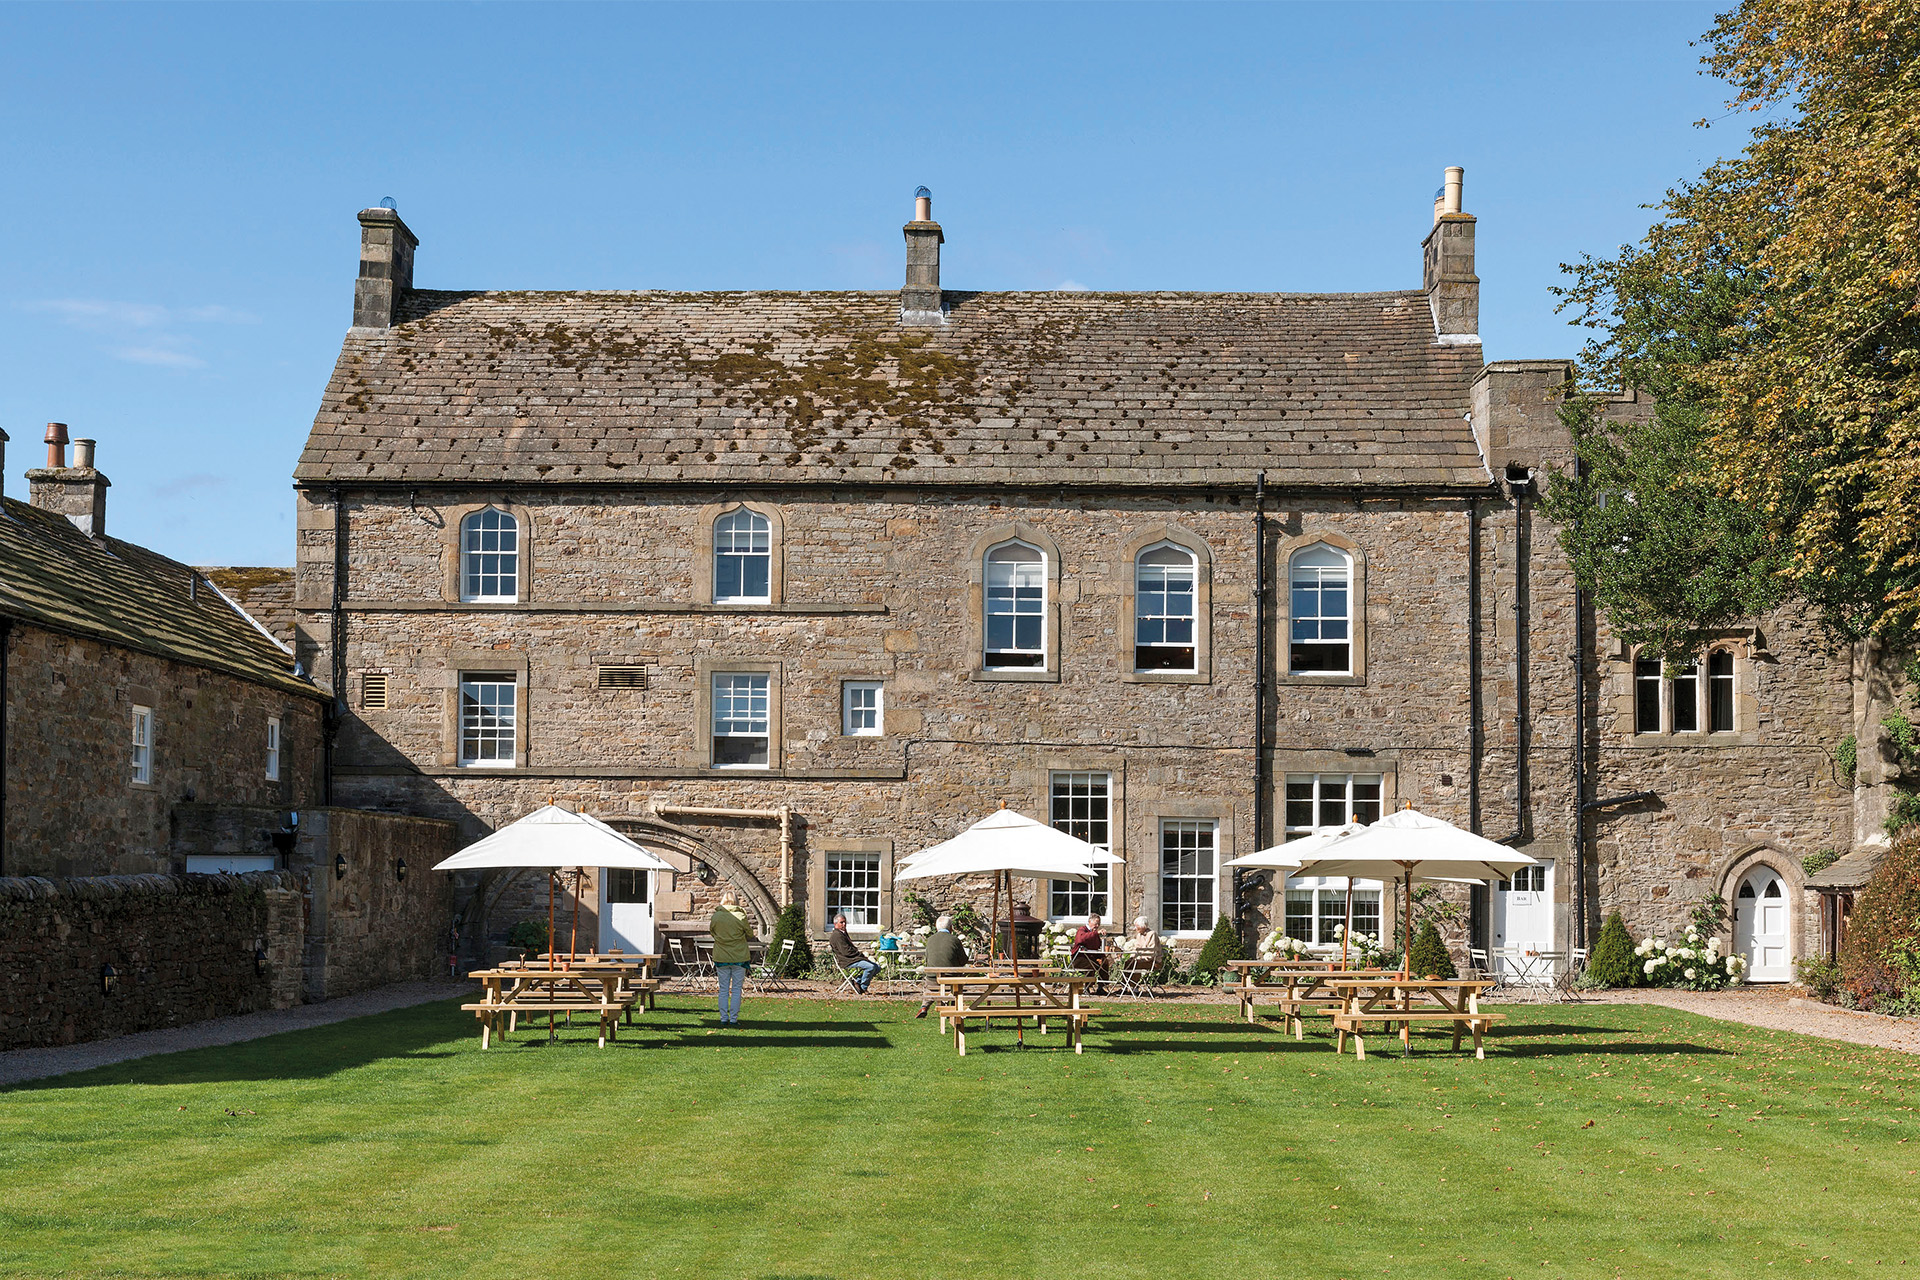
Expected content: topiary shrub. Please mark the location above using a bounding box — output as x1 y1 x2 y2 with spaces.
1406 922 1457 979
1192 914 1243 983
1588 911 1640 987
1840 833 1920 1007
766 903 814 976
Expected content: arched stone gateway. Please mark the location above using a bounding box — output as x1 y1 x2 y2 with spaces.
608 815 780 933
1719 844 1802 983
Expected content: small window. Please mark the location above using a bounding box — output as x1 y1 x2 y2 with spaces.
1709 651 1735 732
458 674 517 767
606 868 650 904
713 507 772 603
1159 819 1217 934
362 671 390 710
1283 773 1383 837
460 509 520 603
984 542 1046 668
1288 545 1351 674
1049 772 1112 921
1670 661 1700 733
1134 544 1197 671
265 717 282 781
824 854 882 930
597 665 650 691
712 672 770 767
131 706 153 784
1634 657 1663 734
842 682 883 736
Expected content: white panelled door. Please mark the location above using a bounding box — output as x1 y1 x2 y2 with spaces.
598 868 655 955
1734 867 1792 982
1493 861 1554 976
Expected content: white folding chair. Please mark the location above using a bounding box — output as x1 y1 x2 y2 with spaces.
668 936 713 992
1555 947 1589 1003
749 939 795 994
828 955 864 996
1115 951 1162 999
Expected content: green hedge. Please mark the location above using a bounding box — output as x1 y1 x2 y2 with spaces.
1406 922 1456 979
1588 911 1640 988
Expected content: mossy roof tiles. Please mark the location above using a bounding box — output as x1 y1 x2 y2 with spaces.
296 288 1490 488
0 500 319 698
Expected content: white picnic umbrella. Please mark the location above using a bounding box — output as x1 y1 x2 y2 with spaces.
1286 808 1540 975
434 804 674 968
1226 823 1366 964
896 808 1100 974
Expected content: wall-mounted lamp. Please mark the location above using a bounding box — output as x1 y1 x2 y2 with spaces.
395 858 408 882
334 853 348 881
695 861 716 886
101 963 118 996
254 948 267 977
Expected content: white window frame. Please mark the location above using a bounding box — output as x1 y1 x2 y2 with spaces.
460 508 520 603
265 717 282 781
711 672 771 768
842 681 884 737
1049 772 1113 923
1669 659 1701 733
1288 544 1352 675
713 507 773 604
131 705 153 784
1134 543 1198 673
457 674 518 768
1282 879 1385 946
1283 773 1383 838
824 853 883 934
1159 818 1218 937
1633 648 1732 735
983 541 1047 669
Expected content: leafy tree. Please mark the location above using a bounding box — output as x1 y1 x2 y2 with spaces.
766 904 814 976
1193 914 1243 983
1406 922 1457 979
1545 0 1920 657
1588 911 1641 988
1840 833 1920 1005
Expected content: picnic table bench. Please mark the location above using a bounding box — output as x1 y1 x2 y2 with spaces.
1224 961 1405 1035
463 965 658 1049
1323 977 1504 1060
932 973 1096 1055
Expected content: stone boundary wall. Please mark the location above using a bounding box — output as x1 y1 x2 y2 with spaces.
0 870 303 1051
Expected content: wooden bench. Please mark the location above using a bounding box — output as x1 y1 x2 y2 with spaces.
1330 1009 1507 1060
461 998 635 1049
936 1005 1099 1056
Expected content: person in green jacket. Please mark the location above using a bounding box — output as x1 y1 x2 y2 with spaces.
710 893 753 1025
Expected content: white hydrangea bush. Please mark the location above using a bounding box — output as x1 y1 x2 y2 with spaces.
1635 925 1748 990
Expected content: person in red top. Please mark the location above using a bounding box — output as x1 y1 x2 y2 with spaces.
1071 914 1109 992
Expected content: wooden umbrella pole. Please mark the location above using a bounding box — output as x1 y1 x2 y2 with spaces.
546 873 557 972
1009 871 1021 979
990 870 1002 965
1402 868 1414 978
567 868 582 969
1342 878 1354 969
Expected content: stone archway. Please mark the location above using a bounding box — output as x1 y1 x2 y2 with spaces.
608 815 780 932
1717 844 1804 983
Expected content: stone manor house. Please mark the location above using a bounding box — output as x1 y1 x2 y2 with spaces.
292 174 1864 979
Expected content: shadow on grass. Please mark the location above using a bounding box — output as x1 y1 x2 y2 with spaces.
1494 1041 1734 1058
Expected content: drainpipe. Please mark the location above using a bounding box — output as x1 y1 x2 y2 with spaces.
1246 471 1269 945
1569 456 1591 949
324 484 347 806
1467 500 1482 832
779 806 793 910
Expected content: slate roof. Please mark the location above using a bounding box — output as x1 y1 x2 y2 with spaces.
295 289 1489 488
200 567 296 649
0 499 320 699
1805 847 1888 893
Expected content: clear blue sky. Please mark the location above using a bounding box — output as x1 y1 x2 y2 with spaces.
1 1 1732 567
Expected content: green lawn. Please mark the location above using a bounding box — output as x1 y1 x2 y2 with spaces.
1 995 1913 1279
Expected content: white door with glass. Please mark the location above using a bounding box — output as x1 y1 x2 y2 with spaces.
599 868 654 955
1734 866 1791 981
1493 861 1553 976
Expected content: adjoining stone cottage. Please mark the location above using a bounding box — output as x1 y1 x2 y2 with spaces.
290 172 1869 979
0 427 455 1049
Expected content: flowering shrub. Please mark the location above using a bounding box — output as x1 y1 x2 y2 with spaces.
1040 921 1076 959
1257 929 1313 960
1333 925 1388 968
1634 926 1747 989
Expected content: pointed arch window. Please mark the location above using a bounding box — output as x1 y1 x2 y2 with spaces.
1135 543 1197 672
1288 544 1351 674
460 508 520 603
713 507 773 603
984 541 1046 668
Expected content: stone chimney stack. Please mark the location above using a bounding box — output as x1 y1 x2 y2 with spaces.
27 424 109 538
901 186 944 326
1422 166 1479 344
353 203 419 330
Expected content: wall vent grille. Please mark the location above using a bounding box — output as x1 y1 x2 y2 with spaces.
597 665 649 691
361 671 390 709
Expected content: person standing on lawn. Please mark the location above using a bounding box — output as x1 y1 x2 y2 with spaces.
915 915 970 1018
829 914 882 994
710 893 752 1025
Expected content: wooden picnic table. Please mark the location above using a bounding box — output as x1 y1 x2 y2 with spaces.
932 973 1097 1056
1227 962 1407 1033
462 963 659 1049
1317 976 1503 1060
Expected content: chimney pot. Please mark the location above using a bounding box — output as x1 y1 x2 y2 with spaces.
44 422 68 469
1421 166 1479 344
27 426 108 537
73 438 96 470
1443 166 1464 215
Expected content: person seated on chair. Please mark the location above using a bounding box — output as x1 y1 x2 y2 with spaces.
1122 916 1161 960
1072 914 1110 990
829 914 882 994
915 915 971 1018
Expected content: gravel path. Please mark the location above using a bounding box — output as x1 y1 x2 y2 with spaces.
1591 984 1920 1054
0 979 473 1088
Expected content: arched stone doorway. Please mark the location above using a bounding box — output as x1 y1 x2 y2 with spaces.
607 815 780 933
1720 846 1801 983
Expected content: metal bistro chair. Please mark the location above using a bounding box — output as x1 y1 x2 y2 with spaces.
749 939 796 995
1115 951 1163 999
1467 947 1501 992
668 935 713 992
1554 947 1590 1004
